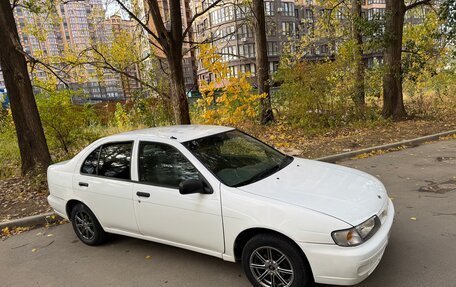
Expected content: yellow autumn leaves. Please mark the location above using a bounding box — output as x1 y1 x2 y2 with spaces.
196 44 265 126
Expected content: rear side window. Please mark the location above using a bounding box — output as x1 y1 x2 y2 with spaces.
81 147 100 175
81 142 133 180
138 142 200 188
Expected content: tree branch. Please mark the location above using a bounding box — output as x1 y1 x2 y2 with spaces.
405 0 432 11
147 0 169 48
113 0 161 44
89 46 169 99
17 48 70 88
183 0 225 39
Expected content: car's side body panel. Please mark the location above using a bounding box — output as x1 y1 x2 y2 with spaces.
131 138 225 254
219 185 352 262
47 161 76 218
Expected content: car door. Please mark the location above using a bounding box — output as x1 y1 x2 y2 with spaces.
73 141 139 234
133 141 224 255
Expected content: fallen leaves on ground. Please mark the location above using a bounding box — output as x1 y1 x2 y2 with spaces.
1 226 32 240
241 116 456 160
0 176 52 222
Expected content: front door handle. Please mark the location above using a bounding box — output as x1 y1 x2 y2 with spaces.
136 192 150 198
79 182 89 187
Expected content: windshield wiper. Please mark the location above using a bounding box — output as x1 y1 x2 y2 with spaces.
234 156 293 187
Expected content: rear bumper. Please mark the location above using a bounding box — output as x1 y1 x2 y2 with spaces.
47 194 68 219
299 198 394 286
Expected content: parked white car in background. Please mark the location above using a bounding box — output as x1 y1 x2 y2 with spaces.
47 125 394 287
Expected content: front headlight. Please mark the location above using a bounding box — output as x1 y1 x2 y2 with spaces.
331 215 380 247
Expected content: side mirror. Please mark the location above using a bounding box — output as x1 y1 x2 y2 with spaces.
179 179 212 195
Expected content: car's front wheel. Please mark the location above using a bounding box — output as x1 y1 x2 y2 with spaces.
242 234 311 287
70 203 107 245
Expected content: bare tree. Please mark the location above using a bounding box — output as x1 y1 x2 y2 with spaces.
0 1 52 175
114 0 225 124
382 0 432 119
252 0 274 124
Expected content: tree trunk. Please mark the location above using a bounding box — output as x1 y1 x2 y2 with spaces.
0 1 52 175
382 0 407 120
147 0 191 125
252 0 274 124
167 41 191 125
351 0 365 115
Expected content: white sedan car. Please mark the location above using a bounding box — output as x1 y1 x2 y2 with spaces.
47 125 394 287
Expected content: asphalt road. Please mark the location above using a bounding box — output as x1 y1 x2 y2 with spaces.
1 139 455 287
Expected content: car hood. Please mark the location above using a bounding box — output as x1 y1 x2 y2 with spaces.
237 157 388 225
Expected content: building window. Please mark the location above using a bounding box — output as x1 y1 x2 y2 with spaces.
281 22 296 36
228 66 238 77
368 0 385 4
367 8 385 20
267 42 279 56
220 46 237 61
305 9 313 20
240 63 255 75
215 25 235 40
185 77 194 85
237 24 253 39
265 2 274 16
235 5 250 19
211 6 235 25
269 61 279 74
281 2 295 16
238 44 256 58
320 44 329 54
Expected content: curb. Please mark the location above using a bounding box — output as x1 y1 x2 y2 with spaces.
317 129 456 163
2 129 456 229
0 212 57 229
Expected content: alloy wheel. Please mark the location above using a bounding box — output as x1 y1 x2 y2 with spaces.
74 211 95 240
249 246 294 287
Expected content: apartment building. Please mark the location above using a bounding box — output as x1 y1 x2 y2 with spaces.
104 14 143 99
0 0 134 102
191 0 298 83
189 0 394 83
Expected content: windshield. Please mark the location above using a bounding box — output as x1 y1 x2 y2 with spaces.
183 130 293 187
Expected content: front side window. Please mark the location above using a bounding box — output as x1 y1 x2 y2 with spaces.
183 130 293 187
138 142 200 188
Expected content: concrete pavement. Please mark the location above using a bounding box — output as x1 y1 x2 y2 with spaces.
1 139 455 287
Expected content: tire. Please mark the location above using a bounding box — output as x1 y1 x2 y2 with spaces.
242 234 312 287
70 203 107 246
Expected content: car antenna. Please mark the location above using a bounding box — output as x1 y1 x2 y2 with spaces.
170 136 177 140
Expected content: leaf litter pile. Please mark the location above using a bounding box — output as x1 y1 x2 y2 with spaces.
245 117 456 159
0 175 52 223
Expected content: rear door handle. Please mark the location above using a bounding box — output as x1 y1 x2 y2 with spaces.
136 192 150 198
79 182 89 187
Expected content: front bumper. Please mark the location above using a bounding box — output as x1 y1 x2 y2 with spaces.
299 198 395 286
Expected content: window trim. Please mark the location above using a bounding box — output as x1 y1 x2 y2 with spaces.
79 140 134 182
136 141 212 192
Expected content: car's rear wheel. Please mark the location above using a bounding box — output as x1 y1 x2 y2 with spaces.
242 234 311 287
70 203 106 245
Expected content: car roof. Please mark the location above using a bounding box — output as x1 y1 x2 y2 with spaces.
116 125 235 142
